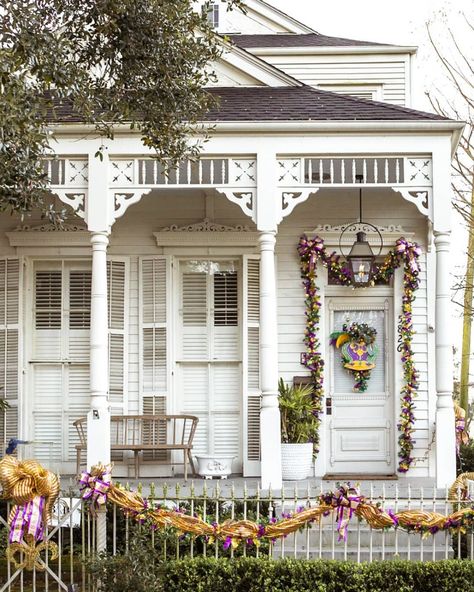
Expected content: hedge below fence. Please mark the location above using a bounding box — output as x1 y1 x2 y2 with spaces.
162 558 474 592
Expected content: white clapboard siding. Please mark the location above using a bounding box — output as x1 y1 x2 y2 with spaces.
275 226 431 474
107 259 127 413
140 257 170 408
0 258 20 449
243 255 261 475
262 54 409 106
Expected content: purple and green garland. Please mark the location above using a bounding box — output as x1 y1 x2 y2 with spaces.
297 235 421 473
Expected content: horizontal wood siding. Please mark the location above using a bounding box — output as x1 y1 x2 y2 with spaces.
263 53 409 106
276 191 429 473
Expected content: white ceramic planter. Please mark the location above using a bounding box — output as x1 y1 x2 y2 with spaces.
281 443 313 480
195 454 235 479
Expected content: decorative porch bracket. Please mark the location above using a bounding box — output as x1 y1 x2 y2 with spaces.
53 190 86 221
278 189 318 224
112 190 152 225
215 189 255 222
392 188 432 220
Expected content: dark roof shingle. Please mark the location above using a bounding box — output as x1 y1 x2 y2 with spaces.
227 33 388 49
205 86 447 122
49 86 448 124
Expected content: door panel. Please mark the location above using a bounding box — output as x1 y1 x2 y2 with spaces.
327 299 394 475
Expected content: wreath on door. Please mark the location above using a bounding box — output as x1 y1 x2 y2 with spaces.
330 322 378 393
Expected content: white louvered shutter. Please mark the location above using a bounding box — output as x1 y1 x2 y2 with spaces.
0 259 20 453
140 257 169 459
179 264 209 456
33 264 64 462
243 255 261 476
33 262 91 466
211 269 241 462
107 259 127 413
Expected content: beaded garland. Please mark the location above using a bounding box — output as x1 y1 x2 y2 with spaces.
297 235 421 473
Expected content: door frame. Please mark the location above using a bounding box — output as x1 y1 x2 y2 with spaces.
314 263 401 477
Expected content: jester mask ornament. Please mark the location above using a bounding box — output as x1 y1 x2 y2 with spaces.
330 322 378 393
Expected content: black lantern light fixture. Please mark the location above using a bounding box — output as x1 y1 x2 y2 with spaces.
339 175 383 287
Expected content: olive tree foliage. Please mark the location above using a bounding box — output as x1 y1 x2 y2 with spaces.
425 6 474 413
0 0 242 221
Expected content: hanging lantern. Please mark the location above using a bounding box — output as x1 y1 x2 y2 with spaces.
347 231 376 286
338 176 382 287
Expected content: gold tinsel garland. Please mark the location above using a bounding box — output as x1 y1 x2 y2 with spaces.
80 466 474 545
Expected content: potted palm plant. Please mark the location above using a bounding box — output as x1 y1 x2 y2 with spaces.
278 378 317 480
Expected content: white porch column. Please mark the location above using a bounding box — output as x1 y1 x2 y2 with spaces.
87 231 111 470
434 231 456 488
259 231 282 490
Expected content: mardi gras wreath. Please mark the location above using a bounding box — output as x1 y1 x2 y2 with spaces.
330 322 378 393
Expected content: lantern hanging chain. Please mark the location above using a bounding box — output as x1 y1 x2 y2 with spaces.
358 174 363 224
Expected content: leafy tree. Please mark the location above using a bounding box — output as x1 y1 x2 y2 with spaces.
426 7 474 414
0 0 241 221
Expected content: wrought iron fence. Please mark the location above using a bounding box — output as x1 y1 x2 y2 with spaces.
1 481 473 592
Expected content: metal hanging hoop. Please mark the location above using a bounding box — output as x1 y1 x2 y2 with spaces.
338 222 383 258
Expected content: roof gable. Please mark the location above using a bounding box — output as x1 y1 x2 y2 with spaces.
215 0 316 34
208 38 300 87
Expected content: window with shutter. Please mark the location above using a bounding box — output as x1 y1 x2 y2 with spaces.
0 259 20 452
107 259 127 412
243 255 261 476
177 260 241 472
31 261 91 469
140 258 169 462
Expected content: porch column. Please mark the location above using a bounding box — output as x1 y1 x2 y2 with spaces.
434 231 456 488
259 231 282 490
87 231 111 470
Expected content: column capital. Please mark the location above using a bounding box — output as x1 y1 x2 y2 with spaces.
433 230 451 247
90 231 110 248
258 231 276 250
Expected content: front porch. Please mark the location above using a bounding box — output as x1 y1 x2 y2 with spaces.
0 137 457 489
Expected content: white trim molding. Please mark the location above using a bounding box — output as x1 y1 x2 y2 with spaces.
307 223 414 253
7 223 90 248
154 218 259 247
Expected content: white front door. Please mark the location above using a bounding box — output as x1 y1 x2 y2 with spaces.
326 298 394 475
176 260 242 473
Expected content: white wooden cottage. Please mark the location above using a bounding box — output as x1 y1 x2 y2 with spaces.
0 0 463 489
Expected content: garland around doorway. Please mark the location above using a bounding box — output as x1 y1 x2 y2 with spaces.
297 235 421 473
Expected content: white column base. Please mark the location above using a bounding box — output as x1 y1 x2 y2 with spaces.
435 404 456 488
86 407 111 469
260 394 282 490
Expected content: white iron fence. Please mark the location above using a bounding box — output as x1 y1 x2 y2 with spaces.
1 481 473 591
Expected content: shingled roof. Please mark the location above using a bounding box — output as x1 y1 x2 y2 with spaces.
49 86 447 125
204 86 447 122
227 33 388 49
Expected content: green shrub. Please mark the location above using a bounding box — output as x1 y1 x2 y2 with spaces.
457 442 474 474
88 553 474 592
